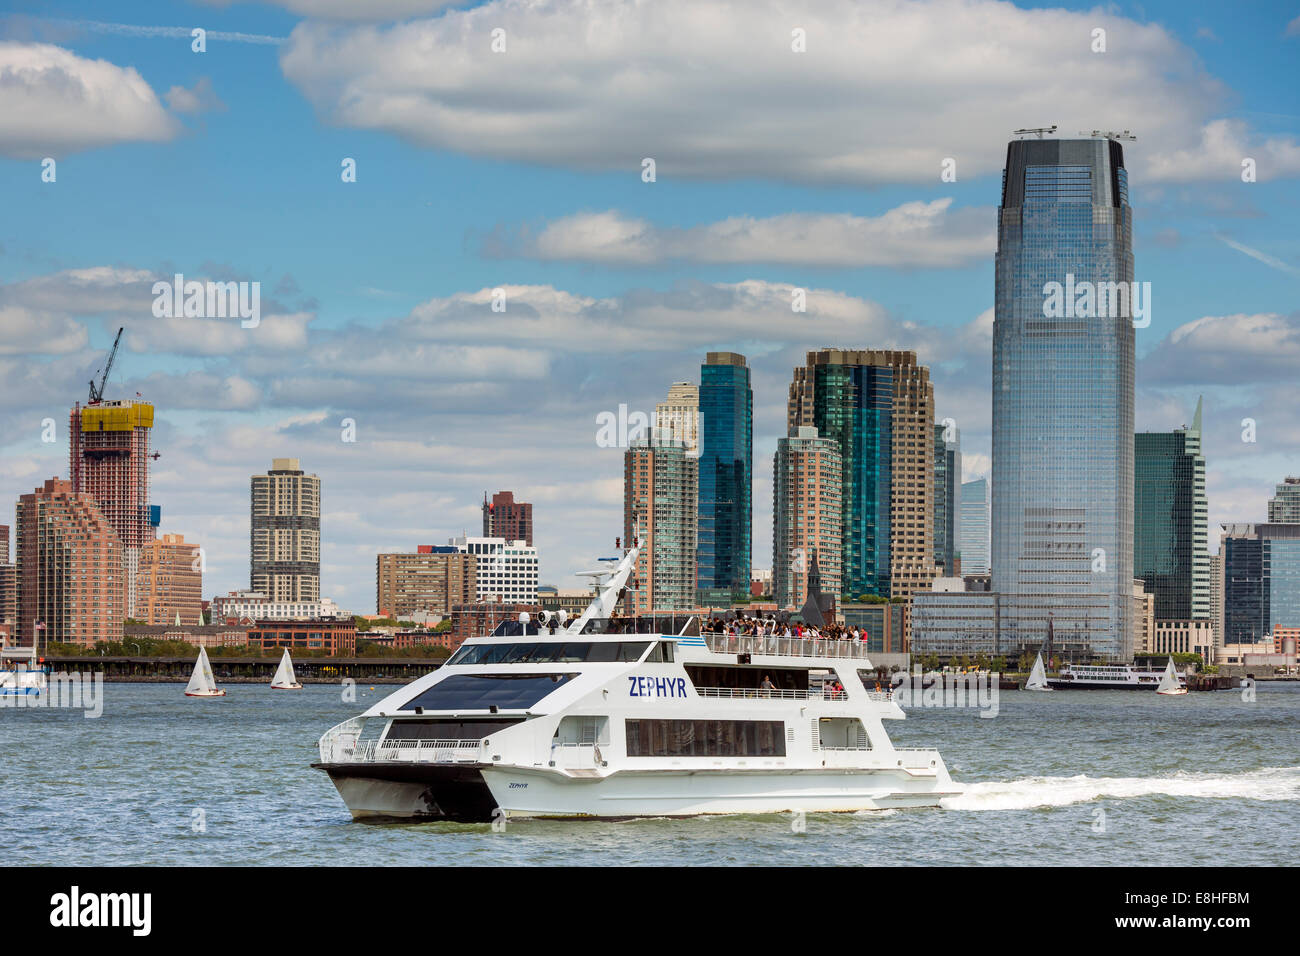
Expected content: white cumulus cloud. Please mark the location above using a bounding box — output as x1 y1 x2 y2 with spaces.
517 200 995 267
0 42 177 158
279 0 1300 185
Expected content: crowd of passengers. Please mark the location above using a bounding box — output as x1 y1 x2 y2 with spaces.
701 615 870 642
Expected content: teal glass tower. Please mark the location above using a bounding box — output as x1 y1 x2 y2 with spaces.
1134 398 1209 621
813 361 892 596
697 352 752 601
934 424 961 575
991 137 1136 660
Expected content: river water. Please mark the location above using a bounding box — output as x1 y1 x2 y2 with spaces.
4 681 1297 865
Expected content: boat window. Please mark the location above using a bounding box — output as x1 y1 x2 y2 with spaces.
402 673 576 711
625 719 786 757
385 718 523 740
447 641 651 665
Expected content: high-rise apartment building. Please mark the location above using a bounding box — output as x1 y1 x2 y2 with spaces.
654 382 700 453
138 532 203 626
0 524 14 638
15 478 125 647
482 491 533 546
624 439 698 613
250 458 321 602
772 426 842 610
451 536 538 605
697 352 752 602
934 424 961 575
788 349 936 600
1134 398 1210 620
1267 477 1300 523
959 478 990 574
69 399 157 616
377 547 478 618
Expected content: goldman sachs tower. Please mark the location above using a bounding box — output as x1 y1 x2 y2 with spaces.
993 134 1135 660
913 132 1136 662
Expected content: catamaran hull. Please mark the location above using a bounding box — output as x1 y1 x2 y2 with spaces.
315 763 498 821
315 762 956 821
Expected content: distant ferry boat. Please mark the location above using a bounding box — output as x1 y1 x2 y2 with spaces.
313 539 957 821
1047 662 1186 691
0 647 48 697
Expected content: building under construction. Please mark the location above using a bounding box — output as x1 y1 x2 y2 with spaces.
69 399 159 617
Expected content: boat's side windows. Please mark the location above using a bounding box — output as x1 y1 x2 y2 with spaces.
645 642 663 663
660 641 674 663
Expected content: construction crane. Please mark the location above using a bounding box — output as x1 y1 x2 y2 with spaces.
1013 125 1057 139
88 327 124 404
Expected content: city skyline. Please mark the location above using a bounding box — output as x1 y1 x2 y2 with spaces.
3 2 1299 615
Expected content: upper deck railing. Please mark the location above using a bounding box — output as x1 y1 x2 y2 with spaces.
702 634 875 662
318 718 487 764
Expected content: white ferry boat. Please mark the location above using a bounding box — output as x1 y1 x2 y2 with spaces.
1046 662 1186 691
313 542 957 821
0 646 48 698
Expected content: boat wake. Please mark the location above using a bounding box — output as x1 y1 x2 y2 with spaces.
941 766 1300 811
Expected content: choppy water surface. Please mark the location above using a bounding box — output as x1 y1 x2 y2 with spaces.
3 681 1297 865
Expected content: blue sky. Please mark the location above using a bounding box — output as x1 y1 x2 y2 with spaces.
1 0 1298 612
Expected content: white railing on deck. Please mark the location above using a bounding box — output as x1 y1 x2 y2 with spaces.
318 717 365 763
703 634 875 661
370 738 482 763
317 718 485 765
694 686 857 701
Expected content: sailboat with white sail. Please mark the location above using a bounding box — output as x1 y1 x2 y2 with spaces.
1155 657 1187 696
184 646 226 698
270 648 303 690
1024 651 1053 691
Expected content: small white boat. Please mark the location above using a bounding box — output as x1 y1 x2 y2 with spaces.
270 649 303 690
185 646 226 698
1155 657 1187 696
1024 651 1053 691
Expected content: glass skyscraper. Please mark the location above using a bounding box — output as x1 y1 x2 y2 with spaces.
788 350 937 600
991 137 1135 660
814 361 892 596
697 352 752 601
960 478 990 574
934 424 961 575
1134 398 1209 621
1222 522 1300 643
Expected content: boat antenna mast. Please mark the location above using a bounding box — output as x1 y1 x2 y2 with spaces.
88 327 124 404
1013 125 1057 139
